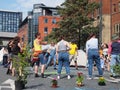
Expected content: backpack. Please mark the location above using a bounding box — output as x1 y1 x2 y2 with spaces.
11 43 20 55
111 41 120 54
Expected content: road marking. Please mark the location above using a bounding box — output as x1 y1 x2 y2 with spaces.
45 71 65 75
105 78 120 83
47 76 54 79
0 79 15 90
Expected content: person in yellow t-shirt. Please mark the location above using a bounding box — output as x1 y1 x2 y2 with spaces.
33 32 47 78
69 40 78 70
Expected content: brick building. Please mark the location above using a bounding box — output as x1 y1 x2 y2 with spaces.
18 17 28 45
38 16 60 40
100 0 120 43
92 0 120 43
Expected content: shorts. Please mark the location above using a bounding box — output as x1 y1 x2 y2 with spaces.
69 54 77 62
34 60 40 66
39 53 47 65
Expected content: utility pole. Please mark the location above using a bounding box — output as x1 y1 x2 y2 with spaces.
78 29 81 49
99 0 102 46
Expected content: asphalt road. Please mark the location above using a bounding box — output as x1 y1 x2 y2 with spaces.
0 65 120 90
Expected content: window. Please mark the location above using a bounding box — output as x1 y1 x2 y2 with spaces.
44 27 48 33
113 4 116 12
0 24 2 30
44 18 48 23
114 24 120 34
52 19 56 24
118 2 120 12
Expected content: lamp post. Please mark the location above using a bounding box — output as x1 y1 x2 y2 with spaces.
99 0 102 46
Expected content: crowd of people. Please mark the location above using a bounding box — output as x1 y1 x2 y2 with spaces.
0 32 120 80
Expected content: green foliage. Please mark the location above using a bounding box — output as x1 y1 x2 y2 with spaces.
47 0 99 48
76 76 84 84
113 64 120 75
76 72 84 84
12 45 31 85
98 77 106 86
51 78 58 85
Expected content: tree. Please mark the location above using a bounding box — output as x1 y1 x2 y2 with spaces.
47 0 99 49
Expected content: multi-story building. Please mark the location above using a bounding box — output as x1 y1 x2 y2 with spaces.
18 3 60 46
92 0 120 43
0 10 22 45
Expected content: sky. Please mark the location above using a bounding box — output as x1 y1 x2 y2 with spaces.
0 0 65 19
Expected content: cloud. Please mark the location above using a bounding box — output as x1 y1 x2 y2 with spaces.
14 0 65 19
16 0 64 9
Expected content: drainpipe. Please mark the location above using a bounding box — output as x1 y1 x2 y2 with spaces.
110 0 112 41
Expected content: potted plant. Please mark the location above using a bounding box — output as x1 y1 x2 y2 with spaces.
51 78 58 88
98 77 106 86
113 64 120 76
76 72 84 87
12 46 31 90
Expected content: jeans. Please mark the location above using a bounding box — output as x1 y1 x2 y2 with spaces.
110 54 120 76
46 50 56 68
57 52 70 75
38 53 47 65
87 49 103 77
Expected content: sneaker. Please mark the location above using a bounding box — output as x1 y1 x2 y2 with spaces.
110 75 116 80
45 67 48 70
87 77 92 80
67 75 71 79
93 77 99 79
57 75 60 79
54 68 57 70
76 68 78 70
6 69 11 75
41 73 46 78
35 74 40 77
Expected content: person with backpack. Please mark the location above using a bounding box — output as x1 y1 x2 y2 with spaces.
10 36 23 76
108 38 120 79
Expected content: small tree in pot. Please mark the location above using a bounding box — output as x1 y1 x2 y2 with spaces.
76 72 84 87
51 78 58 88
12 46 31 90
98 77 106 86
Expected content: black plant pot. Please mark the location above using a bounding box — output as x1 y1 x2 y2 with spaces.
15 80 25 90
98 82 106 86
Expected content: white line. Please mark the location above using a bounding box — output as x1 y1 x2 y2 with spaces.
47 76 54 79
105 78 119 83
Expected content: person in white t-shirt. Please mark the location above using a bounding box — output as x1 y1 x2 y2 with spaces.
86 33 103 79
